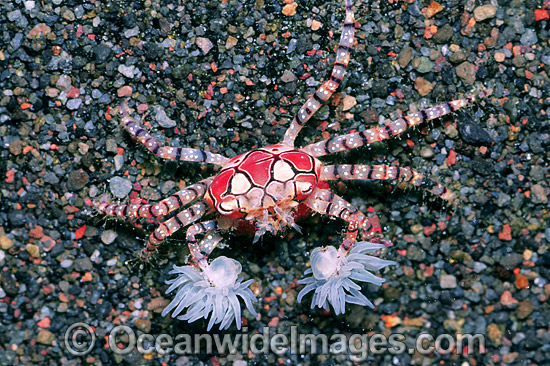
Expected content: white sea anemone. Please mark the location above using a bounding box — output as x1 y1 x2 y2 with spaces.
162 256 258 330
297 242 396 314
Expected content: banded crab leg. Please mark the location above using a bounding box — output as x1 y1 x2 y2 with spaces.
96 177 213 219
321 164 455 202
141 202 210 260
185 220 221 267
162 219 258 330
119 103 229 166
304 188 381 251
282 0 355 147
298 188 395 313
301 90 492 157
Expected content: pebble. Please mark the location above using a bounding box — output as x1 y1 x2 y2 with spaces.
502 353 519 364
134 319 152 332
457 119 492 146
0 236 14 250
60 259 73 268
122 27 138 39
432 23 453 43
62 9 76 21
281 70 296 83
398 46 413 68
56 75 72 91
494 52 506 62
473 5 497 21
9 140 22 155
66 98 82 110
282 2 298 16
160 38 175 49
196 37 214 54
455 61 476 84
118 65 138 78
530 165 545 181
147 297 169 312
487 323 502 346
520 29 537 46
342 95 356 111
161 181 176 194
26 244 40 258
154 106 177 128
75 257 93 272
27 23 51 40
500 254 522 269
37 330 56 345
226 36 238 49
473 262 487 273
440 274 457 288
444 124 458 138
413 57 434 73
67 87 81 99
46 87 59 98
407 245 426 261
105 138 118 153
501 290 518 306
11 33 23 50
311 20 322 31
109 176 133 198
449 49 467 63
66 170 89 191
8 10 27 28
531 184 547 204
420 146 435 158
286 38 297 54
117 86 133 97
414 77 433 96
516 300 535 319
94 44 112 62
101 230 118 245
497 192 511 207
24 1 35 11
74 5 84 19
1 271 19 296
114 154 124 171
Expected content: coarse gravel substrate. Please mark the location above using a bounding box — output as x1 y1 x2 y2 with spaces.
1 0 549 365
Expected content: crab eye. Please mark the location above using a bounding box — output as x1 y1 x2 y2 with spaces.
297 181 313 195
219 196 239 214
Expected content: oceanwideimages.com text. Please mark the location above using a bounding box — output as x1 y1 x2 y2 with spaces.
64 322 486 360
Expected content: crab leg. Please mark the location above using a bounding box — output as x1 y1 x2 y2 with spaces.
141 202 209 260
185 220 222 267
282 0 355 147
320 164 455 202
119 103 229 166
97 178 213 219
304 188 381 254
301 90 492 157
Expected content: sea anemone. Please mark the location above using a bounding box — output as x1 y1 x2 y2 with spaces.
162 256 258 330
297 242 396 314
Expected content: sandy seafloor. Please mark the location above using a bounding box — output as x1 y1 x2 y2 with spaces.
0 0 549 364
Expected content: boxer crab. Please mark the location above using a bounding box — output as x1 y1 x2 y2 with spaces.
96 0 490 330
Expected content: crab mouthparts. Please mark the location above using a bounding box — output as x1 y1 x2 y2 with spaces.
247 201 301 243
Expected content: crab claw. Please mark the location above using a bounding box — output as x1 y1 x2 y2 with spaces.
297 242 396 315
162 256 258 330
